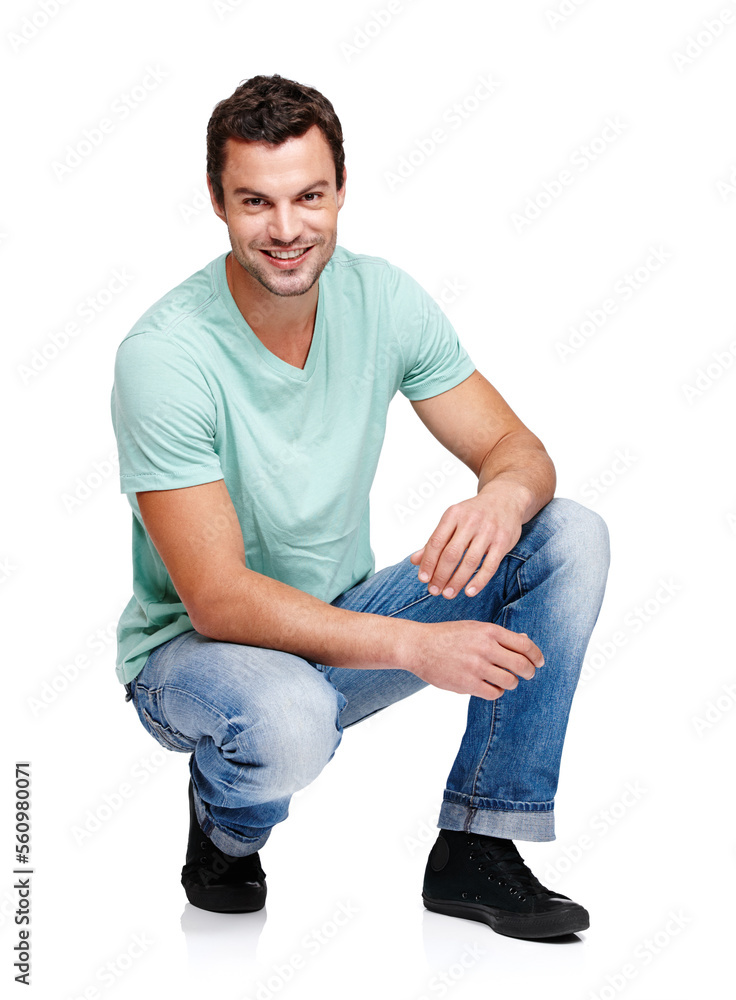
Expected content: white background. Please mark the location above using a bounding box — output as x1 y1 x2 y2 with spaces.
4 0 735 998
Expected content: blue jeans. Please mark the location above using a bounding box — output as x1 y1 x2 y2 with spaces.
125 498 609 855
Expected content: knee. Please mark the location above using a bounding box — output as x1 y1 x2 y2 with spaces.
540 497 610 579
220 677 343 796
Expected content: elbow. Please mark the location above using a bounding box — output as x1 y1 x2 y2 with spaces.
186 600 214 638
180 581 221 638
185 571 243 641
187 595 233 640
545 450 557 500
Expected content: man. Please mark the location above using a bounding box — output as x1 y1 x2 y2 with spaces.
111 73 609 940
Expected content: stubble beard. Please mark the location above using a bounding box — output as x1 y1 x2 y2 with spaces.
228 227 337 298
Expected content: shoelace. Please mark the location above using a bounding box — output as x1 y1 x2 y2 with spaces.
467 837 552 900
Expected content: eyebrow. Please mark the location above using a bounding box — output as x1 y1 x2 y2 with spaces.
232 179 331 199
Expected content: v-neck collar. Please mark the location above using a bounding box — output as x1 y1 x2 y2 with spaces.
215 252 324 383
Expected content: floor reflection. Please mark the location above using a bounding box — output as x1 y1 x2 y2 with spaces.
421 906 584 968
180 902 268 982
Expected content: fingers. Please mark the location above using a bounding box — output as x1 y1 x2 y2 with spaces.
459 548 501 598
473 672 522 700
471 651 540 700
470 651 541 699
412 506 514 600
474 628 545 692
433 537 493 599
491 650 536 682
418 528 489 599
495 628 545 671
476 680 505 701
414 511 463 594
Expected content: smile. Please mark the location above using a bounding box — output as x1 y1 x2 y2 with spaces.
260 247 313 260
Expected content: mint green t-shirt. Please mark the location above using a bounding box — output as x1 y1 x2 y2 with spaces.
110 245 476 684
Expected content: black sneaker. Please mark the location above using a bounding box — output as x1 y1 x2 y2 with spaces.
422 829 589 939
181 778 267 913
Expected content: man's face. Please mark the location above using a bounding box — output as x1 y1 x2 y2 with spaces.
210 125 346 298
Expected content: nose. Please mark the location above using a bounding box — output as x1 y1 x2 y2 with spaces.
268 201 303 245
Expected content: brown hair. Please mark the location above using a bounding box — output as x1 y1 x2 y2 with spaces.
207 74 345 208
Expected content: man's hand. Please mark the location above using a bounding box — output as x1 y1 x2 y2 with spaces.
410 482 527 599
404 619 544 700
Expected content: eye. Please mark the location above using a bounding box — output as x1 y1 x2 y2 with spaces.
302 192 322 202
243 198 265 207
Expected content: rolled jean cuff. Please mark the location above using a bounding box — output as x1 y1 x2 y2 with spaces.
192 785 270 857
438 791 556 842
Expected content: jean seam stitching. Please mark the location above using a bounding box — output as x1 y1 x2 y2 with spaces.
444 792 554 810
469 699 497 804
466 554 528 806
155 685 235 737
139 706 193 751
385 592 434 617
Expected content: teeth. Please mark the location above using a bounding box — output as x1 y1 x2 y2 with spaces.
266 248 309 259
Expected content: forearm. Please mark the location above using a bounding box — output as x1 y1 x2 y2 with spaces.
476 429 556 522
193 566 420 671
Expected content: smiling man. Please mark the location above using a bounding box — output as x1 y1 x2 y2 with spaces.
111 74 610 940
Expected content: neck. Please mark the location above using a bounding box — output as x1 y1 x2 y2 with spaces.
226 252 318 341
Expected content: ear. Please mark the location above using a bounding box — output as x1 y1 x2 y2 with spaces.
206 174 227 223
336 166 347 211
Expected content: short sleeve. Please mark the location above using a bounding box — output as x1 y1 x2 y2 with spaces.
111 332 224 494
389 264 476 400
